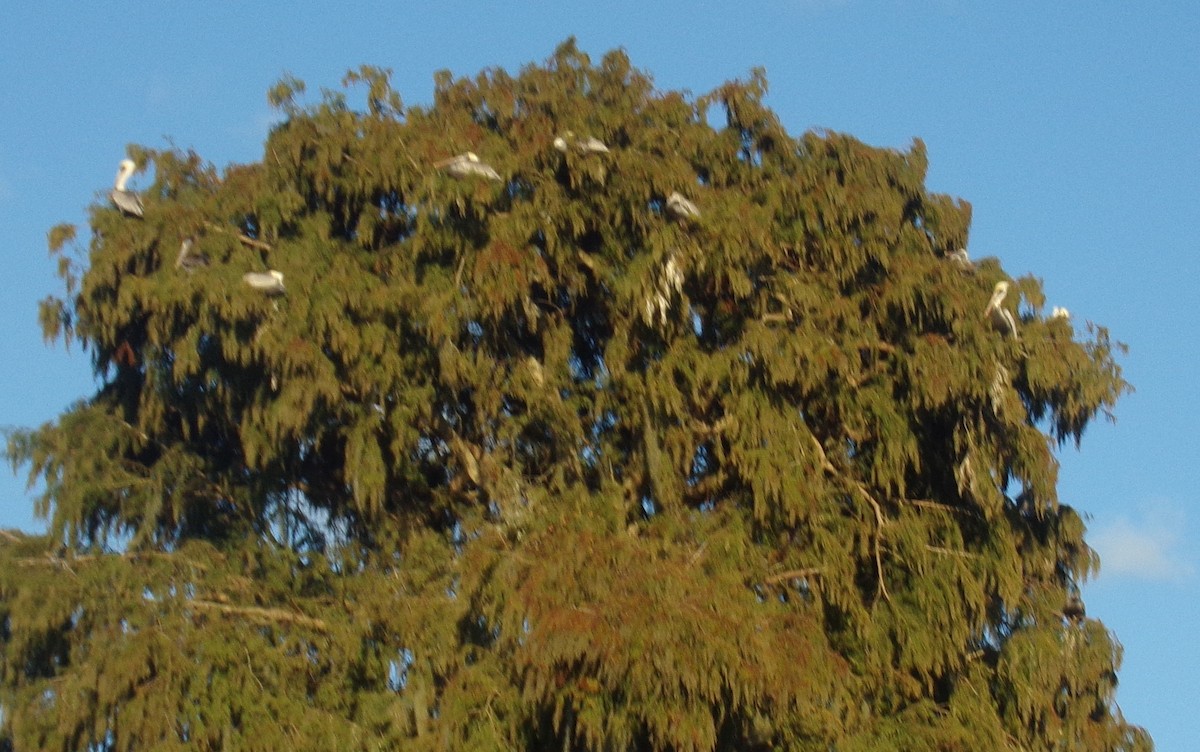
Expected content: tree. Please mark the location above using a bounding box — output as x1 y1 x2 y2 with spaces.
2 40 1150 751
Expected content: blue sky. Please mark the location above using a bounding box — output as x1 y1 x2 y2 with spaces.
2 1 1196 747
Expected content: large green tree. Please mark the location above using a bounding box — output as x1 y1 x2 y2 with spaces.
3 41 1149 751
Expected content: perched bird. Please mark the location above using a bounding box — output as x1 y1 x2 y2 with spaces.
174 238 209 272
946 248 974 272
110 159 144 218
242 270 286 295
435 152 502 181
554 132 610 154
665 191 701 221
982 281 1019 339
1051 306 1071 320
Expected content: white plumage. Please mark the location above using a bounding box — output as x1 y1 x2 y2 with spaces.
110 159 144 218
436 151 503 181
553 132 610 154
666 191 701 221
243 270 286 295
982 281 1018 339
947 248 973 271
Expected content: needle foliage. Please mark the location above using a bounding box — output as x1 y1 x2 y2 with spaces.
3 41 1149 751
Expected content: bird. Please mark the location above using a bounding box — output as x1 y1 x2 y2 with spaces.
110 159 144 218
242 270 285 295
946 248 974 272
982 281 1019 339
174 238 209 272
435 152 503 181
1051 306 1070 320
553 132 610 154
665 192 701 221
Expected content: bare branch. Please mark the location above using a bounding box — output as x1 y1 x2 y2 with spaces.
806 430 891 602
189 599 329 632
926 545 978 559
763 567 823 585
202 221 274 252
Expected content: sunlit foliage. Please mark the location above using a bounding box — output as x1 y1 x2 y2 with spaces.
2 40 1148 751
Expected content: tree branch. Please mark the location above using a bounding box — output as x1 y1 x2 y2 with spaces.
763 567 823 585
926 545 978 559
806 430 891 601
202 221 274 252
189 599 328 632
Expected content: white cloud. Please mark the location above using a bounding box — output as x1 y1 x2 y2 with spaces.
1089 502 1194 583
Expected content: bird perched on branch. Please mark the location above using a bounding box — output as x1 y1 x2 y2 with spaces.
243 270 286 296
666 191 701 221
110 159 144 218
983 281 1018 339
435 151 503 181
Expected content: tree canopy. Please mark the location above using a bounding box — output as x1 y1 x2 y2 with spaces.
2 40 1150 751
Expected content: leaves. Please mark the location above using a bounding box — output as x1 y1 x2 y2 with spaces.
1 40 1147 751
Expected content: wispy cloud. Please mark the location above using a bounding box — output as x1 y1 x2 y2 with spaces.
1089 502 1194 583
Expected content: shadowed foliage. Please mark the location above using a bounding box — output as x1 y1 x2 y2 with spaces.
3 40 1149 751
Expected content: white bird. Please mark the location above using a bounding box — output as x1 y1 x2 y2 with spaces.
982 281 1018 339
947 248 973 272
242 270 285 295
578 136 610 154
1051 306 1070 320
174 238 209 272
665 192 701 221
435 152 503 181
110 159 144 218
554 132 610 155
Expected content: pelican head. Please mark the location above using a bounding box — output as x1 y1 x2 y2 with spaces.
983 281 1009 315
268 270 284 286
114 159 137 190
983 281 1019 339
463 152 480 163
553 136 568 152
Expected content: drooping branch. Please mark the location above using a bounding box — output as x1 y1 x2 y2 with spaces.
805 429 891 601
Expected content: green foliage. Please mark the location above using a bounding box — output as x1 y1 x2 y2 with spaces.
2 40 1148 750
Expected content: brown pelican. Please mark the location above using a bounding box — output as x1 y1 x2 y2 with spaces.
982 281 1018 339
435 152 502 181
947 248 974 272
110 159 144 218
242 270 285 295
553 132 610 154
666 192 701 221
174 238 209 272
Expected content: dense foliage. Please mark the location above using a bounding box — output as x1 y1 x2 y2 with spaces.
2 41 1149 751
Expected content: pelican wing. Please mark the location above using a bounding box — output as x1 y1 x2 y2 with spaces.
579 136 610 154
110 189 144 218
175 239 210 271
666 192 700 220
243 270 286 295
440 153 503 181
